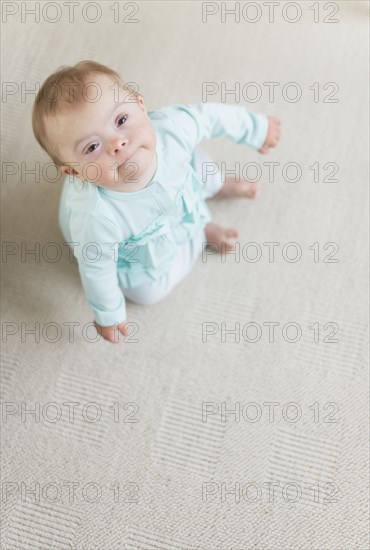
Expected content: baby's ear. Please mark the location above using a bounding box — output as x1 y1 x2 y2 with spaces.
137 95 147 114
60 165 79 177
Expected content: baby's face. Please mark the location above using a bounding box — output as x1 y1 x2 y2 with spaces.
48 73 157 191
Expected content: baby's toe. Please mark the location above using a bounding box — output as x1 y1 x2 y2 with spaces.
223 229 239 252
224 240 237 252
225 228 239 238
245 182 259 199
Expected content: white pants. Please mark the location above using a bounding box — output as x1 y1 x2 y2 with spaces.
121 145 223 306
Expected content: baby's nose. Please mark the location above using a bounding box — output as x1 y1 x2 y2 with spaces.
109 138 128 155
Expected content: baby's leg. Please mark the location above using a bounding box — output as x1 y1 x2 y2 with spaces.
190 145 240 252
121 226 205 305
190 145 224 200
190 144 258 200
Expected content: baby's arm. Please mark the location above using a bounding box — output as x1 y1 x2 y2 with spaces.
94 320 129 345
71 211 128 344
258 116 281 154
165 102 280 155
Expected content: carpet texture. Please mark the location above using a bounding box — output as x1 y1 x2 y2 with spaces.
1 1 369 548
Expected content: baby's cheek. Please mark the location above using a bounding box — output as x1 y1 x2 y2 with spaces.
143 125 156 148
83 161 104 184
100 166 113 184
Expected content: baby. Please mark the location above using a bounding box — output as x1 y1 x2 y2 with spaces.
32 60 281 344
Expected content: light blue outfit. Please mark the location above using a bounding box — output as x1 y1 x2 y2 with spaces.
58 103 268 326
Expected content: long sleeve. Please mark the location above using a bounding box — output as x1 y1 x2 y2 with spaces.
164 102 269 155
71 211 127 326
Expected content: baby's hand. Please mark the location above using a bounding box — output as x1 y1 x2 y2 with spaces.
258 117 282 154
93 320 130 345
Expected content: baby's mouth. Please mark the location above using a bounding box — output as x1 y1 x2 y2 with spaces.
116 154 137 184
119 151 136 168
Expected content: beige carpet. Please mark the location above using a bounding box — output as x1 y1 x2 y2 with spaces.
1 1 369 548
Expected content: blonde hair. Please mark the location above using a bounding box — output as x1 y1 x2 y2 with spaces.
32 60 142 169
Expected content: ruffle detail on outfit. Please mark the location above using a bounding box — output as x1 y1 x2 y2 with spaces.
119 214 176 275
124 214 173 246
174 174 210 233
117 174 212 288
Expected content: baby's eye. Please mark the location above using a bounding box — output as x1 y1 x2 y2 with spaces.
85 143 99 155
117 114 128 127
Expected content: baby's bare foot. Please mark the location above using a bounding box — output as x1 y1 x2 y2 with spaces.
213 177 259 200
204 222 239 253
